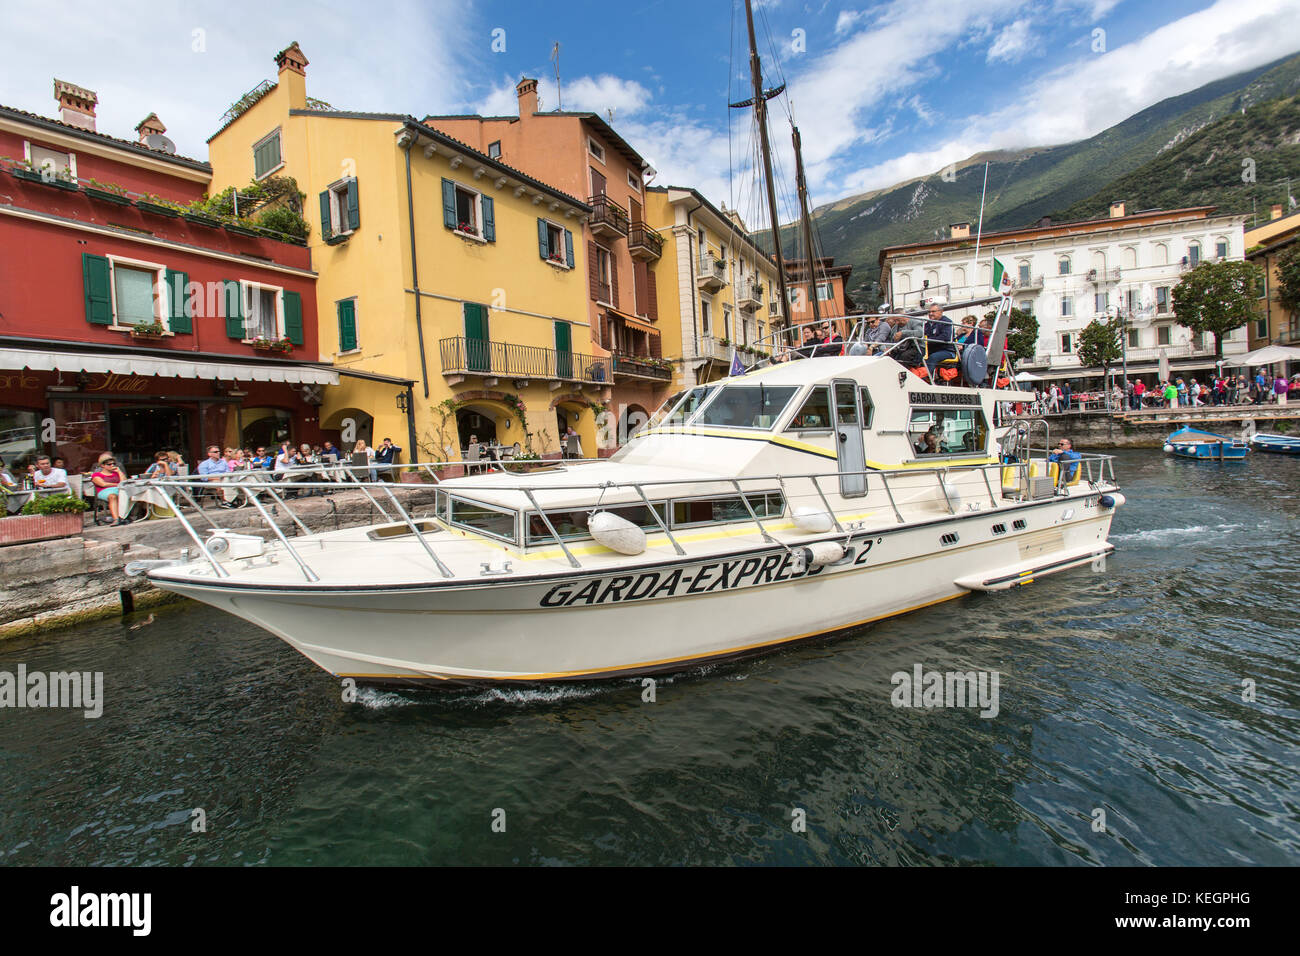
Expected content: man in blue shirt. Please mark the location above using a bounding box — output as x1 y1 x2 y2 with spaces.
922 303 956 374
197 446 230 478
1048 437 1082 484
249 446 274 469
374 437 402 480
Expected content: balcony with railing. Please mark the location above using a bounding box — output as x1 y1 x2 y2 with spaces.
440 337 608 385
1086 267 1123 284
588 194 629 240
736 278 764 312
610 351 673 381
697 253 727 293
1013 274 1044 291
628 221 663 261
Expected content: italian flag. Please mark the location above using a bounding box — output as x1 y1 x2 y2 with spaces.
991 257 1013 296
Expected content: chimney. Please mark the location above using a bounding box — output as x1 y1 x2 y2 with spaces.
274 41 308 109
53 79 97 132
134 113 165 144
1109 200 1126 219
949 222 970 239
516 77 539 118
1272 204 1284 221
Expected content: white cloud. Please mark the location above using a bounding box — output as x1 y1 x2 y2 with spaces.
987 19 1036 63
834 10 866 35
475 74 651 121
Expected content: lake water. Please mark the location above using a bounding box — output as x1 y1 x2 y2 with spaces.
2 448 1297 866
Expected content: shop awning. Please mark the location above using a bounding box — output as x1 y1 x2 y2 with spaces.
607 308 660 337
0 348 339 385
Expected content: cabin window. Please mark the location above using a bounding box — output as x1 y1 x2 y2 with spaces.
526 503 666 545
447 497 516 543
695 385 800 430
671 492 785 528
860 387 875 428
661 385 716 426
908 408 987 456
787 386 831 430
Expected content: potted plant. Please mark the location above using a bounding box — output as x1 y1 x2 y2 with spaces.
456 221 479 237
2 494 87 546
252 337 293 354
84 179 132 205
130 320 168 339
548 250 565 264
136 194 181 217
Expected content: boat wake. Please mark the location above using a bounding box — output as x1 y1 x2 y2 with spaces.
1112 522 1244 544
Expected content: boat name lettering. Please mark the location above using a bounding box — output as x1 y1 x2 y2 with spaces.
539 550 825 607
910 392 980 406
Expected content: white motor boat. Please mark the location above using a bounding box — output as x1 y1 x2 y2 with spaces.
141 338 1123 687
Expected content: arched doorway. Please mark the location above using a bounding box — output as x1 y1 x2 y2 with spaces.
622 403 650 444
456 405 498 451
241 408 292 451
553 399 597 459
320 407 373 452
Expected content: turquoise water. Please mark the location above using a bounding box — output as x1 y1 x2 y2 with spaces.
1 448 1297 865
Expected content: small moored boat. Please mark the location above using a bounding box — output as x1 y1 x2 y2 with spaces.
1251 432 1300 455
1163 426 1248 460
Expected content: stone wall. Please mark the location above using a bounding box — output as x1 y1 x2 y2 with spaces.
1016 407 1300 448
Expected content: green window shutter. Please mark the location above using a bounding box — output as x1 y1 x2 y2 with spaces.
166 269 191 333
346 178 360 231
538 218 549 260
283 290 304 346
482 196 495 242
338 299 357 352
254 132 280 178
564 229 574 269
442 178 456 229
319 190 332 239
82 253 112 325
224 280 245 339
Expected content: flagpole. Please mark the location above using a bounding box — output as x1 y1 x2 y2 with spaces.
973 161 989 291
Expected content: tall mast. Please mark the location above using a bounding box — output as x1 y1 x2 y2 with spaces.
743 0 794 334
792 125 822 323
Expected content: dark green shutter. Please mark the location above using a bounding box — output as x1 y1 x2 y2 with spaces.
337 300 358 352
224 280 244 338
482 196 495 242
345 179 360 231
82 253 112 325
464 302 489 372
442 179 456 229
166 268 191 333
538 218 549 260
283 290 304 346
319 190 332 239
564 229 574 269
555 321 573 379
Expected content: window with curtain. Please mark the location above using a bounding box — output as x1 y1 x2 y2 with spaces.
113 265 156 326
247 286 280 340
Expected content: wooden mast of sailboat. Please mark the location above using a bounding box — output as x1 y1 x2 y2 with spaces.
792 125 822 324
742 0 795 338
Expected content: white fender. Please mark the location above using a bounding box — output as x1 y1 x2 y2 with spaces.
792 507 834 534
589 511 646 555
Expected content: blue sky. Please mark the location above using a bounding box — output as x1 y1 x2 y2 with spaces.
4 0 1299 232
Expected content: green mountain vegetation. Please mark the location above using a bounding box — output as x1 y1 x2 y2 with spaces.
761 51 1300 307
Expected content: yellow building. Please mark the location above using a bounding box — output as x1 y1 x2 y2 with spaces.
206 43 606 462
644 187 781 389
1245 206 1300 349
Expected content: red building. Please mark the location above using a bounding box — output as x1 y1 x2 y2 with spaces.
0 84 336 476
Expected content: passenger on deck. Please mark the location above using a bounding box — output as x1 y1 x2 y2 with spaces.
862 315 893 353
923 304 956 374
889 314 927 369
1048 438 1082 484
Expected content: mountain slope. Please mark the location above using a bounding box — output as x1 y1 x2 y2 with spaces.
770 51 1300 305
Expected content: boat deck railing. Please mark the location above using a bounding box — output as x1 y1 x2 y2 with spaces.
134 453 1118 583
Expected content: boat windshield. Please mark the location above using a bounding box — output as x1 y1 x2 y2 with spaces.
694 385 800 430
660 385 717 427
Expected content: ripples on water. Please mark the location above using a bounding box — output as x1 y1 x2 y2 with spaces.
1 449 1297 866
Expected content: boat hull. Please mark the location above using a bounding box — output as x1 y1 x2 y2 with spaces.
153 495 1118 685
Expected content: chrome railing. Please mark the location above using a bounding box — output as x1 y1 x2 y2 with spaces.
133 451 1118 583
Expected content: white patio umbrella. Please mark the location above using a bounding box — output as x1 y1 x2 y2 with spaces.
1014 370 1043 382
1233 344 1300 367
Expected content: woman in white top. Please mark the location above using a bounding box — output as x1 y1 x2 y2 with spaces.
354 440 377 482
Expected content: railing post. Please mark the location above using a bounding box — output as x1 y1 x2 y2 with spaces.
241 486 319 582
523 489 581 568
879 472 904 523
632 484 685 555
803 475 844 532
731 479 774 543
375 482 454 578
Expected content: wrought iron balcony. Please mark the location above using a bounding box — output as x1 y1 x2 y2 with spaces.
610 351 673 381
629 221 663 261
588 194 629 240
1086 267 1123 283
736 278 763 312
696 253 727 292
439 337 609 384
1013 274 1044 291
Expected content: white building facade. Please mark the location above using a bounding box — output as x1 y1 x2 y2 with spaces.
879 204 1250 382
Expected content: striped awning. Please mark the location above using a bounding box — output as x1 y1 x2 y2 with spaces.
607 308 659 336
0 347 339 385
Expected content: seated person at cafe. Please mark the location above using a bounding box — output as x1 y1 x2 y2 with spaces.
167 451 186 473
92 455 130 525
143 451 172 479
0 458 17 491
32 455 68 491
320 441 343 463
250 447 274 469
1048 437 1082 483
197 445 231 480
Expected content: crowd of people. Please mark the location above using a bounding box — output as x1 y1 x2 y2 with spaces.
1031 370 1300 413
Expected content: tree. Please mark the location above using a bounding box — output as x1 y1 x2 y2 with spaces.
1077 317 1123 408
985 306 1038 364
1275 244 1300 318
1171 260 1261 358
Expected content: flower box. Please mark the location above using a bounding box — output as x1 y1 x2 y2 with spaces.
455 223 480 238
324 232 350 245
252 339 293 354
84 186 132 205
0 512 84 546
183 212 221 228
11 167 44 184
224 223 260 237
136 200 180 218
130 326 168 340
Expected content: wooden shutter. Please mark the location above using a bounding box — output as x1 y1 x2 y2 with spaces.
481 196 495 242
82 253 112 325
564 229 574 269
283 290 304 346
588 241 600 301
647 267 658 321
590 167 605 197
224 280 244 338
345 179 360 231
441 179 456 229
598 313 609 349
337 299 358 352
537 218 549 260
649 331 662 358
610 255 619 308
319 190 332 239
629 197 642 224
166 269 191 333
634 260 649 317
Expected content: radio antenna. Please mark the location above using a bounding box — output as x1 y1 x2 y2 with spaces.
551 43 562 111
